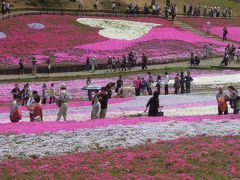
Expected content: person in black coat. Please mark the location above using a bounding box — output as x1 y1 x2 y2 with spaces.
145 91 160 116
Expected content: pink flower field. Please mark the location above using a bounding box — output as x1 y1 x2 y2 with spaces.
180 17 240 42
0 15 228 66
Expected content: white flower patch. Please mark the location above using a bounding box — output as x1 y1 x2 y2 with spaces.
0 32 6 39
76 18 160 40
0 120 239 159
28 23 45 30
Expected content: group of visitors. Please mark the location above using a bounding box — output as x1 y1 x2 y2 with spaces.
18 57 52 75
221 44 240 66
133 71 193 97
10 82 68 123
216 86 240 115
184 4 232 18
1 0 10 15
85 52 148 73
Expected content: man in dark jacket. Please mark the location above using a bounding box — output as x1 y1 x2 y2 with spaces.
99 87 109 118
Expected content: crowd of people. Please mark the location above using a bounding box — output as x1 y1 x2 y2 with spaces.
183 4 232 18
85 52 149 73
221 44 240 66
1 0 10 15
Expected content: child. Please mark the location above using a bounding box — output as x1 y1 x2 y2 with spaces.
91 94 101 119
49 83 56 104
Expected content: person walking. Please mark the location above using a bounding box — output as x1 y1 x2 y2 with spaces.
99 87 109 119
32 57 37 76
121 55 127 71
223 26 228 41
216 87 228 115
145 91 160 116
91 94 101 119
164 72 169 95
19 59 24 75
107 56 113 72
56 83 69 121
133 76 141 96
9 95 22 123
185 71 193 93
227 86 240 114
207 21 211 35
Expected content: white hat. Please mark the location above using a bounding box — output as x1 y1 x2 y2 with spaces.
61 83 66 89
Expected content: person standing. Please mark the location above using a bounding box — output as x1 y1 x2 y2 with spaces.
121 55 127 71
85 57 91 71
133 76 141 96
223 26 228 41
91 56 97 73
185 71 193 93
99 87 109 119
27 91 38 122
91 94 101 119
6 1 10 14
19 59 24 75
32 57 37 76
11 84 21 99
112 2 116 13
9 95 22 123
207 21 211 35
180 72 185 94
147 72 153 95
46 58 51 74
141 53 148 70
216 87 228 115
42 83 47 105
86 77 92 101
237 46 240 61
141 77 147 96
49 83 56 104
156 75 162 94
227 86 240 114
115 76 123 93
173 74 181 94
164 72 169 95
145 91 160 116
107 56 113 72
56 83 69 121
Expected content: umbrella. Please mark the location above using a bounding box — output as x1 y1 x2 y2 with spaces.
82 85 102 90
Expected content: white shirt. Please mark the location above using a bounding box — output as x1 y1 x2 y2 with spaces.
10 100 19 116
164 75 169 85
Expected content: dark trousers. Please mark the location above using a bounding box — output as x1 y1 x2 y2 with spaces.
147 87 152 95
186 83 191 93
87 90 92 101
164 84 169 95
19 68 24 75
121 64 126 71
218 106 228 115
142 63 147 70
181 84 185 94
157 87 161 94
233 109 240 114
49 96 55 104
135 88 141 96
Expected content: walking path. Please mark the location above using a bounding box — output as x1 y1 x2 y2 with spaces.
0 57 239 82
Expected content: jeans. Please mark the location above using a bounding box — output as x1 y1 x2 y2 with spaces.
164 84 169 95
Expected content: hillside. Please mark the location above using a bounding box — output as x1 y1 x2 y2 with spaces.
8 0 240 16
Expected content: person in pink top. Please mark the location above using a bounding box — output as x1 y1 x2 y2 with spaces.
133 76 141 96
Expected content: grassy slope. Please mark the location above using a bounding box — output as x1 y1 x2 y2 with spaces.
10 0 240 16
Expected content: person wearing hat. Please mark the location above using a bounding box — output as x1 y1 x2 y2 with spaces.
56 83 69 121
